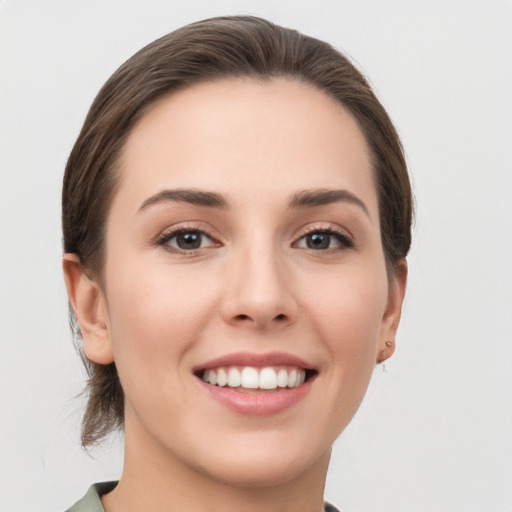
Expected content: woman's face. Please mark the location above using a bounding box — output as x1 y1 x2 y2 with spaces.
89 78 404 486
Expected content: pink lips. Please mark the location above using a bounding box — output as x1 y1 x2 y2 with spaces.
194 351 316 416
194 351 315 372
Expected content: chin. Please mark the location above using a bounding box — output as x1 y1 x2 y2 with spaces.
201 453 325 489
185 430 332 489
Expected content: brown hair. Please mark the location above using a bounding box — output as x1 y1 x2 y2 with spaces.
62 15 413 448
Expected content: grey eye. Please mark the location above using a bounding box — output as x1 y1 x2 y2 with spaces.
295 229 353 251
305 233 332 249
166 230 214 251
297 232 343 250
176 232 202 250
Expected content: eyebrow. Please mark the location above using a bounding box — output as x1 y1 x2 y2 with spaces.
138 187 369 218
139 188 228 211
288 188 370 218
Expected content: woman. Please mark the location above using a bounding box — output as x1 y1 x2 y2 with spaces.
62 15 412 512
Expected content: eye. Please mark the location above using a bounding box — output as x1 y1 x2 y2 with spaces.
158 229 218 253
294 228 353 251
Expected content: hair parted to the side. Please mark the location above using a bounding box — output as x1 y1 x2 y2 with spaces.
62 15 413 448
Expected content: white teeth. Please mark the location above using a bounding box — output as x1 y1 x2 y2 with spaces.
241 367 259 388
227 367 241 387
259 367 277 389
208 369 218 386
277 369 288 388
202 366 308 390
287 369 297 388
217 368 228 387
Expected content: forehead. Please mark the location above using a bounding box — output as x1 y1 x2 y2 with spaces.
116 78 378 214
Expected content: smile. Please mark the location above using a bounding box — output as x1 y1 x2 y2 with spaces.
194 352 318 415
201 366 307 390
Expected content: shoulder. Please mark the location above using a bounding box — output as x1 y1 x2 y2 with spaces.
65 483 340 512
64 482 118 512
324 502 343 512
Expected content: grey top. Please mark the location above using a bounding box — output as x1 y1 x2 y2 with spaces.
65 482 117 512
65 481 341 512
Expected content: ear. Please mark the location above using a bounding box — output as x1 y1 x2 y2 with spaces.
63 253 114 364
376 260 408 363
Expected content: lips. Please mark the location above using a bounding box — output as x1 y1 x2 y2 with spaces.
194 352 317 415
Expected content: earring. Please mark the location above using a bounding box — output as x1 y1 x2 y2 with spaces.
381 341 393 373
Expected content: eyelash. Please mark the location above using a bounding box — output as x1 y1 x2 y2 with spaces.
293 224 354 252
155 224 354 254
155 225 219 254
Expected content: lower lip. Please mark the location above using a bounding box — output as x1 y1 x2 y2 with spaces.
197 378 314 416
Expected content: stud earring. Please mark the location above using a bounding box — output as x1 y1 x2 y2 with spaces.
385 340 392 347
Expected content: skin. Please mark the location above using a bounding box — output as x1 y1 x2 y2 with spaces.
64 78 406 512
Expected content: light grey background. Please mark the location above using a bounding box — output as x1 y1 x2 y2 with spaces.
1 1 511 511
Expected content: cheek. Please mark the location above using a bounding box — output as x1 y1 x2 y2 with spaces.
104 259 219 387
303 262 388 364
290 263 389 443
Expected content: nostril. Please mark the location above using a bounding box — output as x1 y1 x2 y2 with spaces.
275 314 287 321
235 314 250 321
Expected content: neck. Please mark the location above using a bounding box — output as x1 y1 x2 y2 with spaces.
102 420 331 512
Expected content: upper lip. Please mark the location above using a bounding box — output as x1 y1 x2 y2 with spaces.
193 351 316 372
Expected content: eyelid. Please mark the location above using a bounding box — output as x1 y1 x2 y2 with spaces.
292 223 355 249
152 221 354 254
154 223 222 254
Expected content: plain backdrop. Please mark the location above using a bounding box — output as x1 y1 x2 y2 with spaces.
1 1 511 511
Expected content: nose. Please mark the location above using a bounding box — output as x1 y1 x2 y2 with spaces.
220 243 299 330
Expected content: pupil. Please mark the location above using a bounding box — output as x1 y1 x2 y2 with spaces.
307 233 330 249
177 232 201 249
